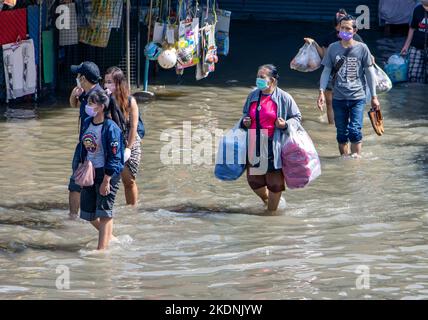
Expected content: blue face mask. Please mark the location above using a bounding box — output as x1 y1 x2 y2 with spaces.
256 78 269 90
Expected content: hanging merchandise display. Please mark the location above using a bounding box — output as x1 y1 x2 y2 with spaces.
158 47 177 69
153 21 167 44
27 5 41 65
0 53 5 102
201 1 231 56
143 0 229 81
176 18 200 69
0 8 27 46
145 42 163 60
110 0 123 29
79 25 112 48
75 0 92 27
59 3 79 46
196 23 217 80
78 0 115 48
42 30 55 84
2 39 37 102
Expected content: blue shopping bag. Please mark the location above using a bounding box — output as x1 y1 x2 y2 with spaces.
214 128 247 181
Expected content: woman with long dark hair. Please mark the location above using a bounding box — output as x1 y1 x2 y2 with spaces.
104 67 142 206
75 90 125 250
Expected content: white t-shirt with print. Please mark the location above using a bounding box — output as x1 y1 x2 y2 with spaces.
82 121 105 168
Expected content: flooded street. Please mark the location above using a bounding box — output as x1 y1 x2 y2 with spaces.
0 22 428 299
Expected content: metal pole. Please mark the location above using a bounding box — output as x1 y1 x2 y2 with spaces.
137 0 141 88
37 0 43 102
126 0 131 90
143 0 153 92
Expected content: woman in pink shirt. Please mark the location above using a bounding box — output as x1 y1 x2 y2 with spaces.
241 64 302 212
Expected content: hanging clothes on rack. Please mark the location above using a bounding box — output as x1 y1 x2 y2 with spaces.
27 5 41 65
2 39 37 101
75 0 92 27
0 50 6 102
78 0 115 48
0 8 27 46
110 0 123 29
59 2 79 46
43 30 54 84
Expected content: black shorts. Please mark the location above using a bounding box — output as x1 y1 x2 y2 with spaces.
80 168 121 222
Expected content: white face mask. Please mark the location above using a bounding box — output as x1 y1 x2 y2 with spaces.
76 77 82 88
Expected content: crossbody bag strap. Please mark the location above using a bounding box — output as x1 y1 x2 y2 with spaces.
255 91 262 158
331 46 353 83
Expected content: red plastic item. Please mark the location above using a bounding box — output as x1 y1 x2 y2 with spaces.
0 9 27 46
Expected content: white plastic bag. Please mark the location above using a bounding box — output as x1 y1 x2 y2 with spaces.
290 43 321 72
281 121 321 189
387 54 405 65
373 64 392 93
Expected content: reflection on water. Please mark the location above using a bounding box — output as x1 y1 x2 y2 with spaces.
1 31 428 300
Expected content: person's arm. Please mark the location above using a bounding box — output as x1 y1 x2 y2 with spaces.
401 28 415 55
304 38 325 58
101 125 124 196
276 93 302 130
365 65 380 110
69 87 83 108
126 97 139 148
317 66 332 111
240 94 252 129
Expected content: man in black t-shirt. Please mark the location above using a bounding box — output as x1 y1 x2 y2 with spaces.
401 1 428 83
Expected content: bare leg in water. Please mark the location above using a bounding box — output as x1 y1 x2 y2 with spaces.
325 90 335 125
69 191 80 220
350 142 362 158
97 217 113 250
252 187 283 213
90 219 117 244
339 143 350 156
121 166 138 206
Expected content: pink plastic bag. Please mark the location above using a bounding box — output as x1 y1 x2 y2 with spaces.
74 160 95 187
281 121 321 189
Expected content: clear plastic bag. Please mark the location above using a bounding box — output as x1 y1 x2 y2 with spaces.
281 121 321 189
374 64 392 93
290 43 321 72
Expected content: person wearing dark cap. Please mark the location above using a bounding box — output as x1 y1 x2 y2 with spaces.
304 9 365 125
68 61 104 220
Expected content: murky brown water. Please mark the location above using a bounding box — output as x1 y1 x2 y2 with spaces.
1 20 428 299
0 81 427 300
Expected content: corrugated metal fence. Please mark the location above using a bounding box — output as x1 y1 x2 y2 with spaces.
217 0 379 24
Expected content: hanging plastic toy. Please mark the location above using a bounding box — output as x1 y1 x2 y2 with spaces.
144 42 163 60
158 48 178 69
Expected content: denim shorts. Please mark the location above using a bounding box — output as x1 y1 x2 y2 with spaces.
68 176 82 193
332 99 366 144
80 168 121 222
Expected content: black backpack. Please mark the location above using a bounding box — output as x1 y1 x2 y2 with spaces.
108 94 145 142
